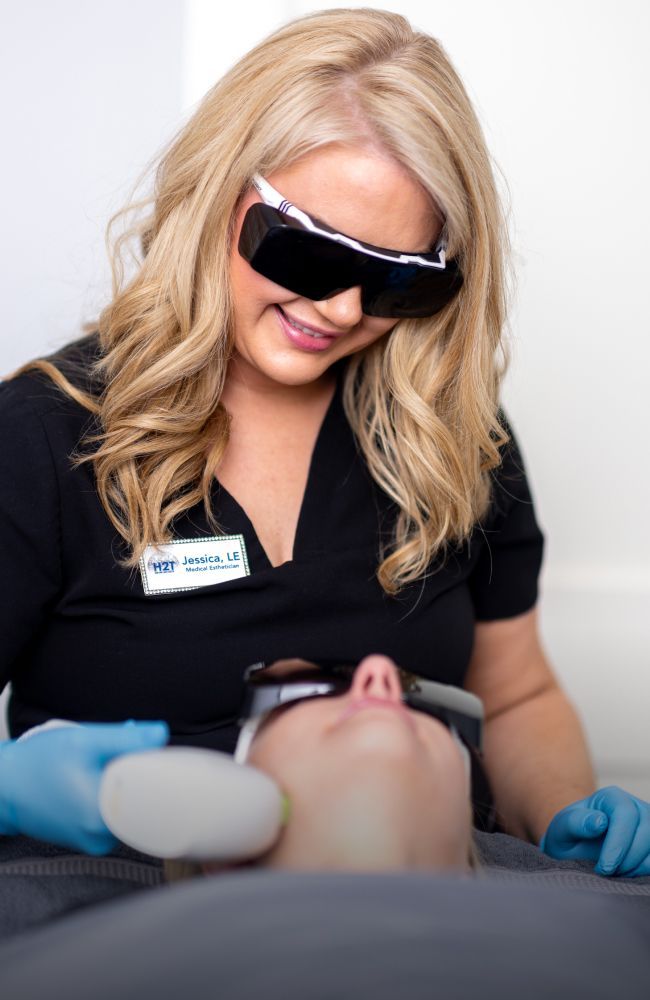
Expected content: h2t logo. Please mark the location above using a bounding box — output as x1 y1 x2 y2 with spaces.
147 553 179 576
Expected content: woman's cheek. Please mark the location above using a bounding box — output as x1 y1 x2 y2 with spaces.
247 699 341 778
247 715 307 773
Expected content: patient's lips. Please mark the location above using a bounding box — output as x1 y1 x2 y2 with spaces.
334 696 416 732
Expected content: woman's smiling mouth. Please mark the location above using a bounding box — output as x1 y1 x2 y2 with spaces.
274 305 346 352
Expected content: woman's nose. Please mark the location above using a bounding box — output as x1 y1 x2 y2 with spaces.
349 655 403 703
312 286 364 328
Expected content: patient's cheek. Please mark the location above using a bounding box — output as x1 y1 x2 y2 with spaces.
247 700 329 772
246 728 293 781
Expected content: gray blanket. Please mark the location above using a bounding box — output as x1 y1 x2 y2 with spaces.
475 829 650 898
1 829 649 942
0 835 163 939
2 830 650 936
0 858 648 1000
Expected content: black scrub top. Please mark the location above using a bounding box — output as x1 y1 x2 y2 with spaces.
0 334 544 756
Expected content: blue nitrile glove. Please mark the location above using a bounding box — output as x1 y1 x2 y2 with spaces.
540 786 650 877
0 720 169 855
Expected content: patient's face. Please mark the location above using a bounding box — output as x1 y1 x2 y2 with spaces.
245 654 472 872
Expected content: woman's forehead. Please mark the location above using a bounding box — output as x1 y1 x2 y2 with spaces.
266 146 442 252
250 658 326 682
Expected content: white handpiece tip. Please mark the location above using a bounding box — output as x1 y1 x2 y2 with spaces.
99 747 286 861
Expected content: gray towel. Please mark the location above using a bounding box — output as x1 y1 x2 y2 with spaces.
475 829 650 896
1 828 649 942
0 835 163 939
1 869 648 1000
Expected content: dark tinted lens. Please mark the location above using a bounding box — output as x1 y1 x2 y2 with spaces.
245 661 355 686
361 259 464 318
241 666 352 722
239 203 463 318
242 660 480 749
239 205 357 299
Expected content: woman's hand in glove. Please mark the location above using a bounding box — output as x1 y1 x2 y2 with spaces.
0 721 169 855
540 786 650 877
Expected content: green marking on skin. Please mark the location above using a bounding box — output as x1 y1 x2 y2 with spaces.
281 793 292 825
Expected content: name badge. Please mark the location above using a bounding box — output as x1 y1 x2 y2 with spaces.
140 535 250 595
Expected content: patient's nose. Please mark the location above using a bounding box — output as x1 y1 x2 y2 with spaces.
349 655 402 703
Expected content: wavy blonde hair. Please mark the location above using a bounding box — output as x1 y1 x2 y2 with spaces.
16 7 513 595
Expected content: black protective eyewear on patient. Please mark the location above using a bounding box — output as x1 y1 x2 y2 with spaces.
238 175 464 319
234 660 483 764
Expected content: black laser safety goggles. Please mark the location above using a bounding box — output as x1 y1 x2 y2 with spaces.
237 174 464 319
233 659 483 765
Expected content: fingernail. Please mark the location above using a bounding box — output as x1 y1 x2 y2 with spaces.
138 721 168 739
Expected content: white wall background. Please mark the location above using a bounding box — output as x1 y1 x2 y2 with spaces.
1 1 648 797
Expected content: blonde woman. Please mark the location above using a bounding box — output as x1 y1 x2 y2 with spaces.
1 9 648 877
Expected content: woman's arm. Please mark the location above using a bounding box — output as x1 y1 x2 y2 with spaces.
463 607 597 843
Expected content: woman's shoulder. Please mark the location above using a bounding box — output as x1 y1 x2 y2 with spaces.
475 406 543 547
0 331 102 419
489 408 535 500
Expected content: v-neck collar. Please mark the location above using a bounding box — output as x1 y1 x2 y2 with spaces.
212 361 348 572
